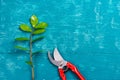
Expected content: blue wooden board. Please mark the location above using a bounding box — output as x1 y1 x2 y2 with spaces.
0 0 120 80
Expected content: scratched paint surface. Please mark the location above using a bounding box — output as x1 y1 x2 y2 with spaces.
0 0 120 80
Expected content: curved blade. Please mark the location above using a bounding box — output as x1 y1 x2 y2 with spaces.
53 48 64 61
48 51 60 66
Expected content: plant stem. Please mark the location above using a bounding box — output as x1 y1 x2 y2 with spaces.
30 33 35 80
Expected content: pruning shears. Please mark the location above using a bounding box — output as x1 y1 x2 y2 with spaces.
48 48 85 80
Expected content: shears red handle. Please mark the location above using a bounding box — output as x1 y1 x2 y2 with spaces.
58 62 85 80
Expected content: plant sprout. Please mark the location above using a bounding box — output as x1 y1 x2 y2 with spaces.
14 15 48 80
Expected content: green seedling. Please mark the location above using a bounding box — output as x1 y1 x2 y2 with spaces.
14 15 48 80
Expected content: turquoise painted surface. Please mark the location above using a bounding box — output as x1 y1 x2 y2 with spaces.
0 0 120 80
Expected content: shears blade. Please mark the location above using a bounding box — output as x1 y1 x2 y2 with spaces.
48 51 60 66
53 48 64 61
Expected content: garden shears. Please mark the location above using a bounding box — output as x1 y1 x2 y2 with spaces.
48 48 85 80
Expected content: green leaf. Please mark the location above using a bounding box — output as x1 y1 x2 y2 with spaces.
32 36 44 43
19 24 32 32
35 22 48 29
30 15 38 28
32 50 43 56
25 61 33 66
14 46 29 51
15 37 29 41
33 29 45 35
